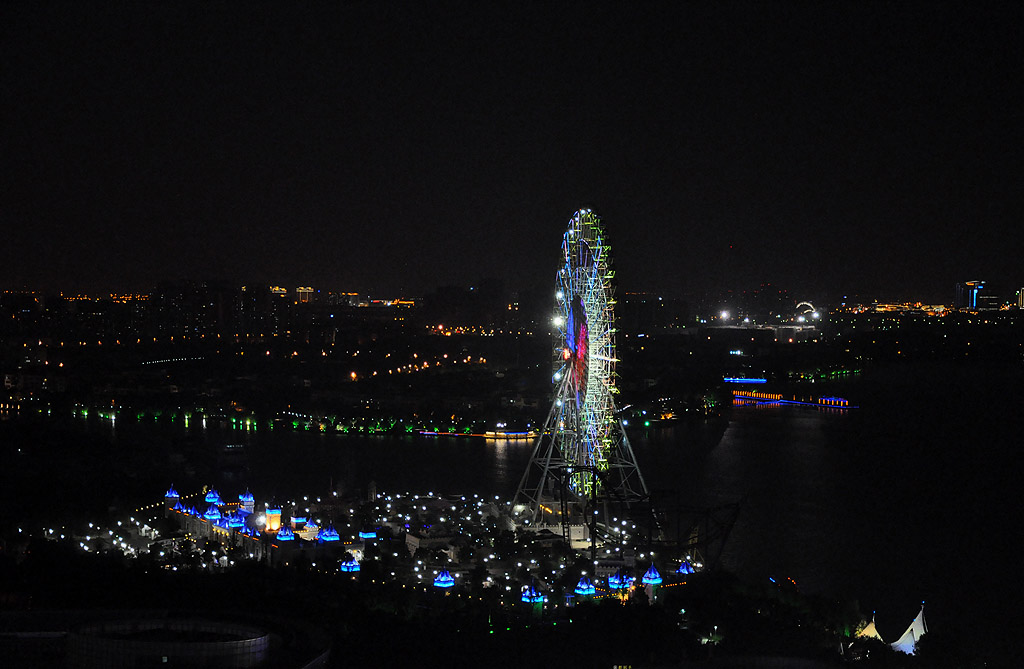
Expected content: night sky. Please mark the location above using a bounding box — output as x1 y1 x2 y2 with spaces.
4 2 1022 302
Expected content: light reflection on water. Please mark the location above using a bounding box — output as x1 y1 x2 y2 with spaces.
72 415 538 502
27 360 1020 655
630 408 854 594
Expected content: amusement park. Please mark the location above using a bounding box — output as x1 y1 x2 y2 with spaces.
1 210 944 667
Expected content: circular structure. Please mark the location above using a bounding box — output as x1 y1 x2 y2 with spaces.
68 619 270 667
554 209 617 498
515 208 647 528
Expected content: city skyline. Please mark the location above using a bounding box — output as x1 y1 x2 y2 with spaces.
4 3 1023 302
5 277 1022 312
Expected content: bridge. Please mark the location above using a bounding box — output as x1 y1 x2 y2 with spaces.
731 389 856 409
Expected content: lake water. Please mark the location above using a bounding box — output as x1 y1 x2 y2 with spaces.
3 359 1020 656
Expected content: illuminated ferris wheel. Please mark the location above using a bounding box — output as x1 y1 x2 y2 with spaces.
515 209 648 528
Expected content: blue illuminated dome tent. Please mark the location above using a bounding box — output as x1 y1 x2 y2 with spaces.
642 564 662 585
574 577 596 596
315 524 340 543
434 570 455 588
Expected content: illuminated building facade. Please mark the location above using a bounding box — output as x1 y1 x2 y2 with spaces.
265 504 282 532
162 486 355 566
955 280 1000 310
955 281 984 309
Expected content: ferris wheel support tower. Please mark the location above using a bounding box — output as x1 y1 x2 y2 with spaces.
513 209 649 538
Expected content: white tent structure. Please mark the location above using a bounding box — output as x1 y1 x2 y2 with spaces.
857 612 884 642
890 602 928 654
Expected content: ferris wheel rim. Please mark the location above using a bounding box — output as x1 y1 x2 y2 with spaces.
513 208 649 521
554 209 617 482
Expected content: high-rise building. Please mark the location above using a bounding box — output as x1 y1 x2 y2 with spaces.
956 281 1003 310
1017 288 1024 309
955 281 985 309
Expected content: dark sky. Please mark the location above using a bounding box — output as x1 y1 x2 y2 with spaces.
3 1 1022 303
